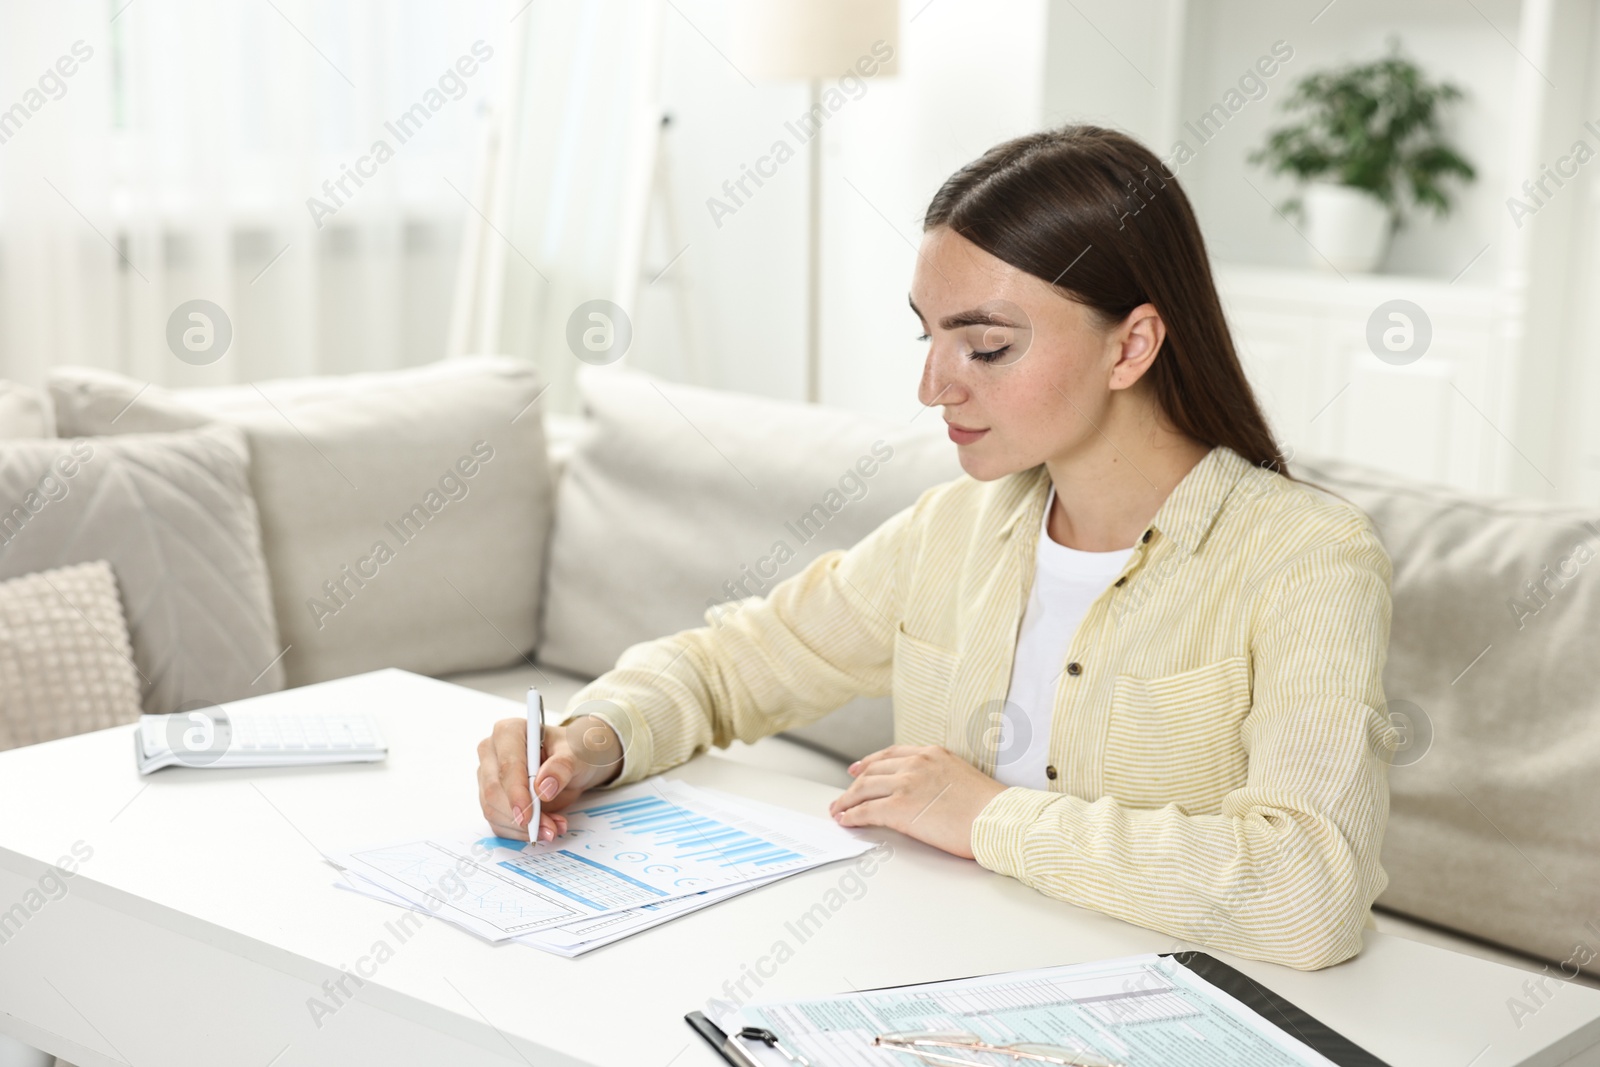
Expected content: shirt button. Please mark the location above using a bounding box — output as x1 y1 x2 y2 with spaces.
1045 765 1058 780
1066 661 1082 677
1142 529 1153 543
1114 576 1126 587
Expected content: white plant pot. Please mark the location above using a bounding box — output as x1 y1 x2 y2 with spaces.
1302 182 1392 273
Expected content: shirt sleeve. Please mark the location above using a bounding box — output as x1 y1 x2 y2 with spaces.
555 499 920 787
970 527 1398 971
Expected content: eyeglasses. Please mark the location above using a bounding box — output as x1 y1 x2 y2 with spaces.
873 1030 1125 1067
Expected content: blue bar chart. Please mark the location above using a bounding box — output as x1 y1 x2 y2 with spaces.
574 793 807 868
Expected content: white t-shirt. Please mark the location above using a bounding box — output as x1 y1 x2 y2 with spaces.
993 487 1135 789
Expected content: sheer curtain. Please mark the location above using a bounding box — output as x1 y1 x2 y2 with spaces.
0 0 512 389
449 0 666 417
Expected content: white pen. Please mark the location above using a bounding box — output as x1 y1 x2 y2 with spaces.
526 687 543 841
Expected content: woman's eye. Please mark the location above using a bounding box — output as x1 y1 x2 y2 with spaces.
915 332 930 343
970 346 1011 363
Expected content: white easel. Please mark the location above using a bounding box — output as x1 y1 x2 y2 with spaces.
611 102 704 385
449 0 700 385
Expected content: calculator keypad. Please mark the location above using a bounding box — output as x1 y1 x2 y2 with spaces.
231 713 382 753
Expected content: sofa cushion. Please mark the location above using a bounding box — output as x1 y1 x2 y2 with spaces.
0 560 143 749
49 358 556 687
0 426 283 713
443 661 595 717
536 367 961 762
1296 455 1600 978
0 380 53 438
0 559 145 751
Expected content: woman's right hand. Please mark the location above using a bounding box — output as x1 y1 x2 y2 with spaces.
476 714 624 842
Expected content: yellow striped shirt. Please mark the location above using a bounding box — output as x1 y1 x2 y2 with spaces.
560 446 1398 970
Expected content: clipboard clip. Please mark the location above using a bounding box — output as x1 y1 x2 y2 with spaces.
738 1026 813 1067
685 1013 815 1067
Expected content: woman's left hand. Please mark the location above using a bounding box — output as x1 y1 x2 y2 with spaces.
828 744 1007 859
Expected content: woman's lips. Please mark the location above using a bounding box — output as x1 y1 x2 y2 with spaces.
946 423 988 445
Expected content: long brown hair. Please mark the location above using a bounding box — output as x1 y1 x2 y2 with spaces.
923 124 1287 474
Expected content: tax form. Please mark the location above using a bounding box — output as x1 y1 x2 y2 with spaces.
713 952 1346 1066
328 779 872 943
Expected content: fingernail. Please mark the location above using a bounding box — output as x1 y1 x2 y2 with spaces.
511 805 524 827
537 777 559 800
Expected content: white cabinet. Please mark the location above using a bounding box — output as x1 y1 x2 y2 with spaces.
1217 264 1520 494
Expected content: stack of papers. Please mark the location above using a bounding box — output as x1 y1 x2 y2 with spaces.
326 779 874 956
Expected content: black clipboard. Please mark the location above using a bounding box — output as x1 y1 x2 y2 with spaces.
685 950 1392 1066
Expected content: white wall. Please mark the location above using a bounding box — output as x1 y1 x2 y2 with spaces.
630 0 1047 417
823 0 1049 418
1536 0 1600 502
1041 0 1179 147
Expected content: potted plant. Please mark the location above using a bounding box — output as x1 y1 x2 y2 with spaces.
1249 40 1476 273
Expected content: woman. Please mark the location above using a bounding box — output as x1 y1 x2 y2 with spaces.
475 124 1397 971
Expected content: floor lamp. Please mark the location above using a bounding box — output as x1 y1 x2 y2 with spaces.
731 0 899 404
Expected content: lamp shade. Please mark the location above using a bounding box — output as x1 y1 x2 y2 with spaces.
730 0 899 81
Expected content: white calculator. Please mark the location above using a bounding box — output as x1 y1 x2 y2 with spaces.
135 708 387 774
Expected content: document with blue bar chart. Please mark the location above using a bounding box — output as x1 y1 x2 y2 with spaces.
327 779 873 949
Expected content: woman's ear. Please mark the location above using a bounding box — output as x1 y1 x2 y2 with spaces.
1108 303 1166 391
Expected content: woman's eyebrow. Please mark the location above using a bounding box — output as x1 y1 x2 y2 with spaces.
907 296 1023 331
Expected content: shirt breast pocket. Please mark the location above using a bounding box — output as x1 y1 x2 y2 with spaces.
1103 655 1251 814
891 622 959 747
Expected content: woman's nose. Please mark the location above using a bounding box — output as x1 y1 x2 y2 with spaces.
917 347 965 410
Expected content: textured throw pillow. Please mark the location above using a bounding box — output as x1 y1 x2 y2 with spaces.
49 357 556 686
1296 455 1600 978
0 380 53 438
0 560 142 749
0 425 283 714
538 367 964 762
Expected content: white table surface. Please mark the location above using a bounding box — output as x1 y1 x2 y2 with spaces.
1 669 1597 1067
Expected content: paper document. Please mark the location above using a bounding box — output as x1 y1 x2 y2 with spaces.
328 779 873 946
714 952 1341 1067
336 866 793 957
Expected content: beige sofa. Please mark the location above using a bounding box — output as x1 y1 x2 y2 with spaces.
7 359 1597 989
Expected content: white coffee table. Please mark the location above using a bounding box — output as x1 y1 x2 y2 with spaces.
1 669 1596 1067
